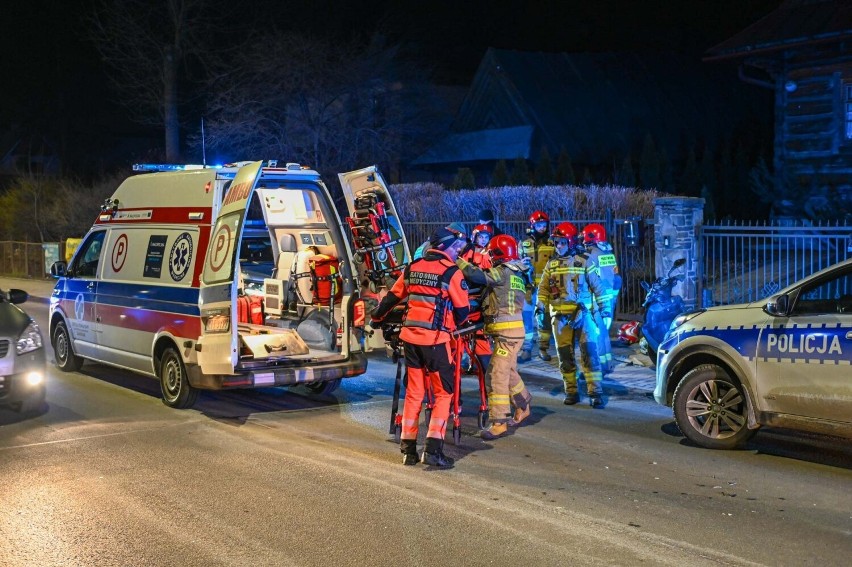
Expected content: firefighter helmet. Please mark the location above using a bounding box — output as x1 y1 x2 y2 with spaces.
486 234 519 262
471 223 494 240
582 223 607 245
528 210 549 225
551 221 578 244
617 321 641 344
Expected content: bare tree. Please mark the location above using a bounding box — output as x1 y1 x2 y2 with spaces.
88 0 218 162
195 33 449 180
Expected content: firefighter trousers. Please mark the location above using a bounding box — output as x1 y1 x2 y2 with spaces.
401 342 454 442
486 335 531 423
522 288 553 352
551 309 603 396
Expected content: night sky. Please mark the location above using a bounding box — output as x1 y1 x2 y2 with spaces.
1 0 783 174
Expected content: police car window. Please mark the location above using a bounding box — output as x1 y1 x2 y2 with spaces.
791 271 851 315
75 231 106 278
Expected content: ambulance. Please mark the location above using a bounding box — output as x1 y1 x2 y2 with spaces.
49 161 409 408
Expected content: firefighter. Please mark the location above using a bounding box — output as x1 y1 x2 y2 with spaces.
581 223 620 373
518 211 556 362
371 226 470 467
537 222 611 408
460 223 494 374
456 234 532 439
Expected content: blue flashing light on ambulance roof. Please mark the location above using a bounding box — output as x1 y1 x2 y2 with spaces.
132 163 222 172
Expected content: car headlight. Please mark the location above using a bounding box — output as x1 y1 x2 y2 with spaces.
670 309 705 331
16 321 44 355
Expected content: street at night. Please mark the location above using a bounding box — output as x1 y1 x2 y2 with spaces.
1 299 849 566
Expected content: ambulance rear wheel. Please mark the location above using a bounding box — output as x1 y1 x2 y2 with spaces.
159 346 198 409
306 378 341 396
53 320 83 372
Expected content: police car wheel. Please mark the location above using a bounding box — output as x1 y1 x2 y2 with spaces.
305 378 341 396
53 320 83 372
159 346 199 409
672 364 755 450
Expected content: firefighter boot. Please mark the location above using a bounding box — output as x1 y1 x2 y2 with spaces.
563 392 580 405
509 405 531 426
518 349 532 363
400 439 418 466
538 348 552 362
421 438 455 468
589 394 605 409
481 421 509 440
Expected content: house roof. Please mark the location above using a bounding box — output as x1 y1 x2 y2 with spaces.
410 125 533 165
412 48 761 167
705 0 852 61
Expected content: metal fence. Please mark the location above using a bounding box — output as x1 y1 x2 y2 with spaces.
0 241 63 281
699 220 852 307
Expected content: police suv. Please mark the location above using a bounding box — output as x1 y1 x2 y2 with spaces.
654 258 851 449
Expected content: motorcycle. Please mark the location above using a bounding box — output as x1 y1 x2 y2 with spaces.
639 257 686 366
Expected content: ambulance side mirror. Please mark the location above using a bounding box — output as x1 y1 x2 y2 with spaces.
51 261 67 278
764 293 789 317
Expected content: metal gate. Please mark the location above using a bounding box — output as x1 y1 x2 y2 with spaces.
700 221 852 307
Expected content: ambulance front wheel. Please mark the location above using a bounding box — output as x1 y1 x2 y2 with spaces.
53 320 83 372
159 346 199 409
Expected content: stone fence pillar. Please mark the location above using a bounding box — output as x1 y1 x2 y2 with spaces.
653 197 704 310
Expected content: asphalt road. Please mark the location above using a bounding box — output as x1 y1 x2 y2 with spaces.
1 302 850 566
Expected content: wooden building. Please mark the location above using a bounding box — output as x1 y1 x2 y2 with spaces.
706 0 852 219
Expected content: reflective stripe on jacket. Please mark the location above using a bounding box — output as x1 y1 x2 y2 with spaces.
519 235 555 283
537 253 608 315
457 258 527 338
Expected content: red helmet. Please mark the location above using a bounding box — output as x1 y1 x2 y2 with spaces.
617 321 641 344
551 221 578 244
471 223 494 241
486 234 519 262
582 223 607 245
528 210 549 225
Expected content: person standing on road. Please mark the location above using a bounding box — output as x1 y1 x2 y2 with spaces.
460 223 495 375
456 234 532 439
581 223 620 373
537 222 611 408
371 226 470 467
519 211 556 362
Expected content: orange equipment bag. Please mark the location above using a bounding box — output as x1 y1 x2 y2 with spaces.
309 254 343 306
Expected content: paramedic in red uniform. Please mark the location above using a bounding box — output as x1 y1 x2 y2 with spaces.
371 226 470 467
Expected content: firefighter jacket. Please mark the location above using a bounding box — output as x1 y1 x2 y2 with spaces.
461 247 493 269
373 249 470 345
519 234 555 287
457 257 528 338
585 241 620 303
537 252 609 315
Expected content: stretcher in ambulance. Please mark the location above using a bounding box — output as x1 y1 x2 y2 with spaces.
48 161 408 408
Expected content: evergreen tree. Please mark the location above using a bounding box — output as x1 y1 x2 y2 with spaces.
452 167 476 190
614 153 636 187
699 145 716 197
717 141 734 219
679 146 701 196
555 147 575 185
509 156 531 185
534 145 555 186
491 159 508 186
639 133 660 190
700 185 716 222
659 147 674 193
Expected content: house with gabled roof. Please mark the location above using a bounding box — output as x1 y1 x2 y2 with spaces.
705 0 852 219
409 47 768 187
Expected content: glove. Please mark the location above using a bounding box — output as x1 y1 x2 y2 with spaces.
369 317 383 329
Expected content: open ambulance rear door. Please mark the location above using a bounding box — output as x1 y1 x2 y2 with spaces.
338 166 411 351
197 162 263 374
